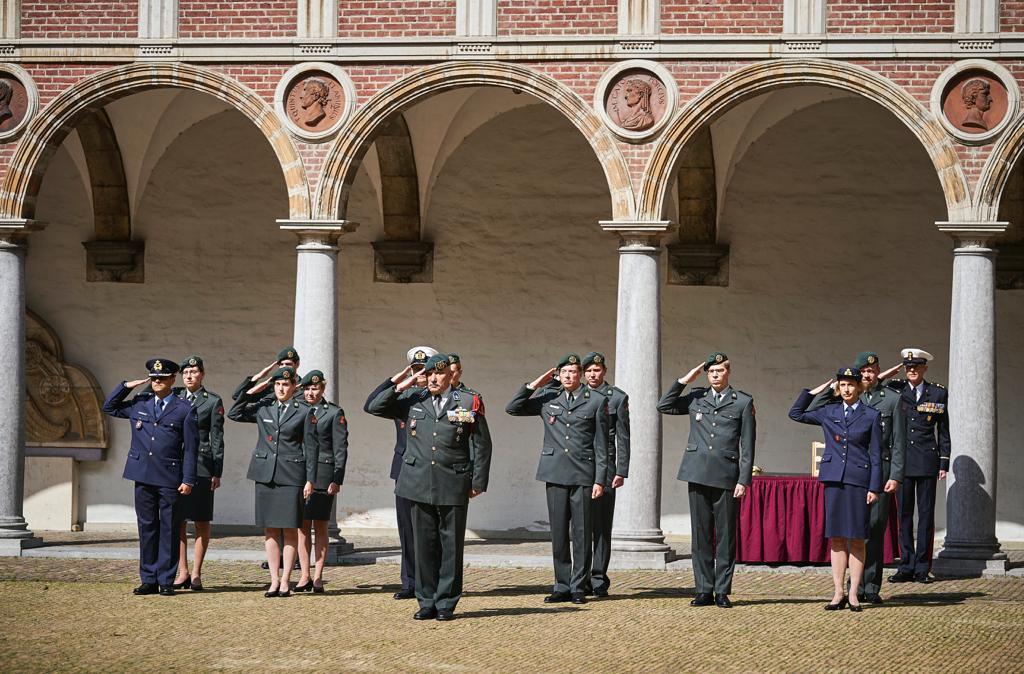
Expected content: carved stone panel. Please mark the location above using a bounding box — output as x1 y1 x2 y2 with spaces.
666 243 729 287
274 62 356 142
594 60 677 143
931 60 1019 145
25 310 108 456
0 64 39 143
372 240 434 283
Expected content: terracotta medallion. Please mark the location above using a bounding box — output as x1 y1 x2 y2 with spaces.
284 71 346 133
0 74 30 135
940 69 1009 135
604 69 669 134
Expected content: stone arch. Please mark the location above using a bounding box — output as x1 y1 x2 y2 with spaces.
1 62 311 220
974 112 1024 222
639 59 970 221
315 61 636 221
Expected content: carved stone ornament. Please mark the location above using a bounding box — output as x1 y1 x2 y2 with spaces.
0 64 40 143
25 310 108 456
931 60 1020 145
595 60 677 143
372 240 434 283
666 243 730 286
274 62 356 142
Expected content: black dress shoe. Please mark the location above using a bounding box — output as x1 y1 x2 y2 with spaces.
277 589 291 598
264 588 280 598
848 602 863 613
172 577 191 590
888 570 914 583
594 588 609 598
133 583 158 596
714 594 732 608
190 579 204 592
313 583 325 594
824 596 848 611
862 593 884 605
914 573 932 584
544 592 572 603
571 592 587 605
293 580 314 593
690 593 714 607
414 607 438 620
393 588 416 600
158 586 175 596
435 610 455 621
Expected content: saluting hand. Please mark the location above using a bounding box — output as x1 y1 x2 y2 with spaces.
391 363 414 384
809 378 835 395
253 360 278 380
680 362 704 385
395 367 423 392
247 377 272 395
878 363 903 381
125 378 149 389
528 367 557 390
178 483 193 495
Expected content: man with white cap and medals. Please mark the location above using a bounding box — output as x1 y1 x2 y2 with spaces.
879 348 950 583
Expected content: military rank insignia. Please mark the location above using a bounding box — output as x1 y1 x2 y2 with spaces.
917 402 945 414
448 409 475 423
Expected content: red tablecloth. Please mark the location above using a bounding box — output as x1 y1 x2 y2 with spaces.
736 474 900 564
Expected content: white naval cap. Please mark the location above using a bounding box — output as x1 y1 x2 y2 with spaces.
407 345 439 365
901 348 934 364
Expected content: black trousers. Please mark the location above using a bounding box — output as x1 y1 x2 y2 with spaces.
546 483 592 594
688 482 737 595
396 493 416 590
410 501 468 611
588 488 615 593
135 482 181 586
860 490 894 595
898 476 937 575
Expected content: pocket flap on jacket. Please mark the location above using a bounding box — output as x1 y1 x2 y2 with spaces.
404 454 416 465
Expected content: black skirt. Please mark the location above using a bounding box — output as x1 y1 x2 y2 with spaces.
823 481 870 540
254 481 303 529
180 477 215 522
303 490 335 522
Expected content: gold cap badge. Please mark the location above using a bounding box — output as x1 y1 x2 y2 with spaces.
568 355 578 364
188 358 197 366
287 350 295 359
867 355 876 364
715 354 724 363
154 360 163 371
415 350 425 360
595 355 603 364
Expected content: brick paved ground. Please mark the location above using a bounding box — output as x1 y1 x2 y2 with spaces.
2 555 1023 672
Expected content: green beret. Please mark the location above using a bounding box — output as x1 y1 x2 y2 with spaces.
180 355 204 371
556 354 582 370
277 346 299 362
853 351 879 369
448 353 461 365
270 366 296 383
582 352 605 369
146 358 179 377
300 370 325 387
703 352 728 371
423 354 450 373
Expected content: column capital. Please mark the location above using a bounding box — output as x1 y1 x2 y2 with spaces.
0 219 45 248
936 221 1008 249
277 219 359 249
600 220 671 250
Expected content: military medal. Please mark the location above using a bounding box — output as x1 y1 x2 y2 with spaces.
266 435 273 442
135 420 142 429
835 434 841 442
411 431 417 437
549 416 556 424
695 412 702 422
410 419 417 429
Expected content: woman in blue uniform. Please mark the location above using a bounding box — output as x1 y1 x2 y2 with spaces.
790 367 882 612
228 366 316 597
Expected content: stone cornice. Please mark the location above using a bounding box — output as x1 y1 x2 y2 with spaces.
4 34 1024 63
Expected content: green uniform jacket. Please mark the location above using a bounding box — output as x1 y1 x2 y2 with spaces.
657 381 756 490
506 384 611 488
304 399 350 489
368 386 492 506
228 391 317 487
593 382 630 484
809 385 907 483
173 387 225 479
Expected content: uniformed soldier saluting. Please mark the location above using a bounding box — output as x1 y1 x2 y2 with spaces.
368 354 493 621
294 370 349 594
506 354 610 605
658 352 755 609
102 358 198 597
363 345 438 600
580 351 630 598
880 348 951 584
229 366 317 597
232 346 301 402
171 355 225 592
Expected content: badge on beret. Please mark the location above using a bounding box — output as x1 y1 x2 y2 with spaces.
595 355 603 364
311 375 320 384
844 368 854 377
154 360 163 372
287 350 295 359
867 355 876 365
568 355 578 364
715 354 724 363
188 358 197 366
434 360 446 372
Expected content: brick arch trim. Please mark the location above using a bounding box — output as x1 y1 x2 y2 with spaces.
1 62 311 220
639 59 970 221
315 61 636 221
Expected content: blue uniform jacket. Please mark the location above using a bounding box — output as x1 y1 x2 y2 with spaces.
365 377 408 481
103 382 199 489
887 379 951 477
789 389 883 492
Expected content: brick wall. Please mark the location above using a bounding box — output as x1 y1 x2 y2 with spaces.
497 0 617 36
339 1 455 38
826 1 955 33
1003 2 1024 32
179 1 296 38
661 0 784 34
20 1 136 39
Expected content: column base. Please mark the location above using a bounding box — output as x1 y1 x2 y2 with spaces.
324 537 355 565
0 536 43 557
611 530 677 569
932 542 1009 577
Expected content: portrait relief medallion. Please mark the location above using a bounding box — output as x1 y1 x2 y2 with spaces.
940 69 1009 135
604 69 669 134
284 71 346 133
0 68 37 141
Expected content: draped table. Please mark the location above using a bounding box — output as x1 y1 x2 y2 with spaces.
736 474 900 564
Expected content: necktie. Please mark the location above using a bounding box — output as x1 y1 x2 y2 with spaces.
567 392 574 405
156 398 166 418
276 402 284 424
187 393 196 405
915 386 922 402
433 396 443 417
717 392 723 405
844 406 850 420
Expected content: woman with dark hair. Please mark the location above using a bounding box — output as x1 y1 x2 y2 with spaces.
790 367 882 612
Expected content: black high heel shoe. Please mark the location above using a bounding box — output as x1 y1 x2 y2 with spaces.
172 577 191 590
264 586 280 598
848 601 863 612
312 583 325 594
824 596 848 611
293 580 314 593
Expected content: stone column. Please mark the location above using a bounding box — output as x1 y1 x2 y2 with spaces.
279 219 358 562
600 221 675 568
932 221 1009 576
0 219 43 556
